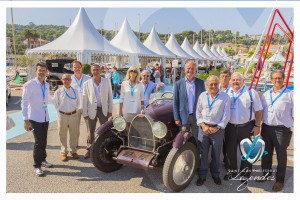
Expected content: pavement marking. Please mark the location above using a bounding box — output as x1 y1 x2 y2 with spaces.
12 98 21 105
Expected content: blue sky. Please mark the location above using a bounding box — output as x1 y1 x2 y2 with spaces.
6 7 293 35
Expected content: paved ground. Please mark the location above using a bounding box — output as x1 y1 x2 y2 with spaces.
6 88 294 193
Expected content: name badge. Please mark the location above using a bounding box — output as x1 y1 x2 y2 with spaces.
230 102 236 110
130 99 136 103
42 101 47 108
205 109 212 118
268 105 274 113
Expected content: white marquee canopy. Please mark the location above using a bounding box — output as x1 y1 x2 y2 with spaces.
181 37 206 60
165 33 192 59
27 8 125 63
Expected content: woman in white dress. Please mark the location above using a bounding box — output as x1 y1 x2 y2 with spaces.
119 66 145 132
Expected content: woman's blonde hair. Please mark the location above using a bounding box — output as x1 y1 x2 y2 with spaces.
125 66 140 83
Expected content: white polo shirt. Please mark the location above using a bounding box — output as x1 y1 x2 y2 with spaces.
228 85 263 124
196 90 231 129
262 87 293 128
53 86 79 113
21 77 50 122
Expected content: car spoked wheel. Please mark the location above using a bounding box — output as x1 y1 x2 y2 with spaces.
91 131 123 172
163 142 199 192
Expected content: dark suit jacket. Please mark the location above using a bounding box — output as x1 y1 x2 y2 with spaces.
173 77 205 125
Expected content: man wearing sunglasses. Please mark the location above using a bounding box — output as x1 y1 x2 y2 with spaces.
141 69 165 107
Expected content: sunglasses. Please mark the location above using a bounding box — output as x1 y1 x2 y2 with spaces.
62 78 71 81
130 70 138 73
142 75 149 77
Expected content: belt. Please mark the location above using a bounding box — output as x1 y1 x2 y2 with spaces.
97 107 102 110
189 113 193 115
59 110 77 115
229 120 254 128
204 122 217 127
264 123 286 128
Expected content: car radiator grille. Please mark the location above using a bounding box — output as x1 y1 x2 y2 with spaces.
128 115 154 151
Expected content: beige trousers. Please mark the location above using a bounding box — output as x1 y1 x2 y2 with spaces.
58 111 79 155
76 108 83 146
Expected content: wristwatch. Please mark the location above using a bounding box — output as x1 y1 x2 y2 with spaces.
254 124 261 128
216 126 222 129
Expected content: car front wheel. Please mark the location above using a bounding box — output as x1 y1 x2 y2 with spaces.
48 78 58 91
91 131 123 173
163 142 199 192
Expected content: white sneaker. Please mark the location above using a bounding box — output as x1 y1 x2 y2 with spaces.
41 161 53 168
34 168 45 177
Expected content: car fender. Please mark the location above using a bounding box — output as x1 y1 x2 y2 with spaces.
94 118 114 136
172 131 193 148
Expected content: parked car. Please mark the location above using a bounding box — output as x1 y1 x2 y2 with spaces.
90 92 199 192
45 59 75 91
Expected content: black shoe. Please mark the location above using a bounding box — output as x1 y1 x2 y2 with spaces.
213 177 222 185
196 178 206 186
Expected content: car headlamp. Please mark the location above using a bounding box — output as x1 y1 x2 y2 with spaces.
152 121 167 139
113 116 126 132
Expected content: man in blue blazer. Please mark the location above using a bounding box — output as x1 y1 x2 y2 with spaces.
173 61 205 138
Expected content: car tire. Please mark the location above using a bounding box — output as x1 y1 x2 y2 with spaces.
48 78 58 91
163 142 199 192
91 131 123 173
6 91 9 106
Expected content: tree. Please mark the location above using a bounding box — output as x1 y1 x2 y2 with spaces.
22 28 32 49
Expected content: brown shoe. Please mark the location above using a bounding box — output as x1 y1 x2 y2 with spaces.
84 151 90 159
61 155 68 162
272 182 284 192
71 153 79 159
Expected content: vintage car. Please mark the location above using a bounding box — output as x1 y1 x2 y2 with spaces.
90 92 199 192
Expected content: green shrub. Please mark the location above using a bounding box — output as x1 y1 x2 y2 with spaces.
272 62 281 69
196 72 209 80
82 63 91 75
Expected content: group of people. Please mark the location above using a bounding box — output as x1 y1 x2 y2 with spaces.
21 60 293 192
21 61 163 177
173 61 293 192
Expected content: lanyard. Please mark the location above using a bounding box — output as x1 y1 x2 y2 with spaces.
206 92 219 110
144 82 149 95
231 85 245 104
74 75 84 89
129 81 136 96
270 87 286 106
41 81 46 100
219 85 229 94
63 86 77 100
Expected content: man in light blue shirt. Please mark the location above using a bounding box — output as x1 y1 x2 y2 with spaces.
141 69 164 107
196 75 231 186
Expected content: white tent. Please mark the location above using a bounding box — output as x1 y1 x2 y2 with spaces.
181 37 205 60
143 27 176 58
202 43 220 61
217 46 235 62
268 50 286 62
211 46 226 61
193 41 211 60
221 48 229 57
165 33 192 59
27 8 125 63
110 18 158 65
